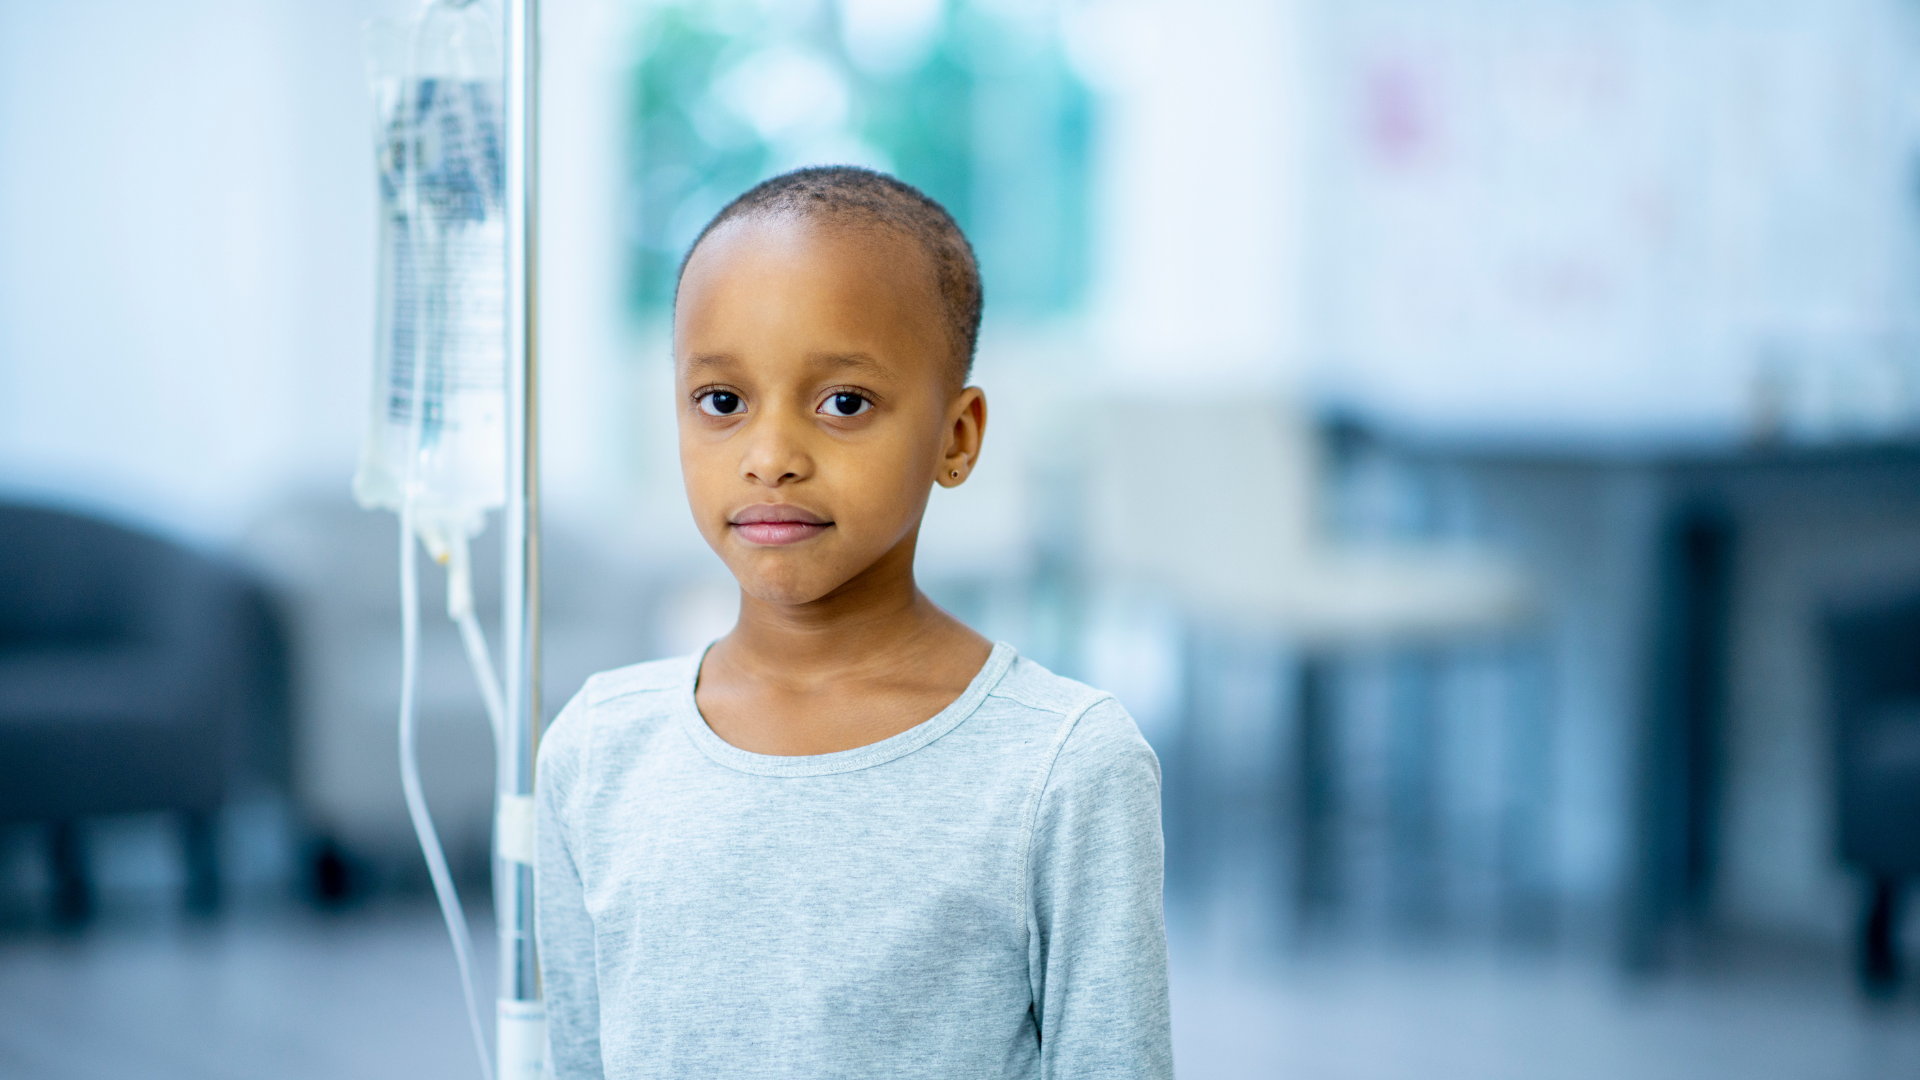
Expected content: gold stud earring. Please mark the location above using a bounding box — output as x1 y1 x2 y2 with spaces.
950 469 961 479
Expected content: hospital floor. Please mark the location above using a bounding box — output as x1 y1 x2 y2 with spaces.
2 892 1918 1079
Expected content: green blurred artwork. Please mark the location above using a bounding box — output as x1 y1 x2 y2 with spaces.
625 0 1092 323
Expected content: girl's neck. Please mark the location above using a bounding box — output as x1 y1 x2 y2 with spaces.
718 536 955 687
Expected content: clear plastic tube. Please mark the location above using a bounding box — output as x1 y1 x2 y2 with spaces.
397 500 494 1080
449 533 508 746
385 6 502 1078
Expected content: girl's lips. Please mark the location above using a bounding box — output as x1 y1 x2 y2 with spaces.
732 520 830 545
728 504 832 546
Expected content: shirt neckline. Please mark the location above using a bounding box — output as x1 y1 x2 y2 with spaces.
673 640 1018 777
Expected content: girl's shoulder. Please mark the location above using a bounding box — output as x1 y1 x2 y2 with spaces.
538 652 700 790
985 654 1160 789
580 652 699 707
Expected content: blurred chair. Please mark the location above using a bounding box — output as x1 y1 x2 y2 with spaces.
0 502 288 921
1083 400 1528 639
1825 595 1920 994
242 496 653 901
1079 399 1531 917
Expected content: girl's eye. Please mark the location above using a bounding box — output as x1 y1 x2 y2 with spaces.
820 392 872 418
698 390 743 417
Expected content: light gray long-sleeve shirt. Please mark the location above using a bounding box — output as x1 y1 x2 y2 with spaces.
535 641 1172 1079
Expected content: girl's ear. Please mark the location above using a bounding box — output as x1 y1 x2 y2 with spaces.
938 387 987 487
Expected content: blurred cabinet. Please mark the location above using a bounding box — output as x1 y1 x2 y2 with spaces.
1357 432 1920 961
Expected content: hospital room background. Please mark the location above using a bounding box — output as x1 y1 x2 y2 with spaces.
7 0 1920 1076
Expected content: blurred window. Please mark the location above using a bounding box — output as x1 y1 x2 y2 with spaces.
625 0 1093 322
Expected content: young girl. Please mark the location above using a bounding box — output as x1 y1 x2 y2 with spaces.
536 166 1171 1078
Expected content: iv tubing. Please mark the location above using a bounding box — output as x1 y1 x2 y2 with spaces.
395 12 495 1074
397 500 494 1080
457 608 507 745
450 536 508 746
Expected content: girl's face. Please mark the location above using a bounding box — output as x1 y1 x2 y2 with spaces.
672 215 985 607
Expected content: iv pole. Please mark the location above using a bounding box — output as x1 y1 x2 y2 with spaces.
498 0 544 1076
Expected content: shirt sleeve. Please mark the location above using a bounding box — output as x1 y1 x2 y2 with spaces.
1026 696 1174 1079
536 692 604 1080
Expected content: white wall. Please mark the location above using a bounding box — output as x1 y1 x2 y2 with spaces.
1300 0 1920 444
0 1 376 541
1070 0 1308 389
0 0 640 553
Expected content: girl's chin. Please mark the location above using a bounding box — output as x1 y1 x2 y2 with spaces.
733 570 842 609
725 543 904 608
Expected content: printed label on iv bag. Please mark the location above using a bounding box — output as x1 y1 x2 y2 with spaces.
354 74 507 536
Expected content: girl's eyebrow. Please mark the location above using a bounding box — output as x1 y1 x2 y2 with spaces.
687 353 883 375
684 353 738 373
810 352 887 375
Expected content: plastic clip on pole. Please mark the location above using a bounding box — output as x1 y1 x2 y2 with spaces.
498 0 546 1078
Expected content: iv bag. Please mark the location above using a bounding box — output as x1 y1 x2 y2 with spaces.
355 3 507 543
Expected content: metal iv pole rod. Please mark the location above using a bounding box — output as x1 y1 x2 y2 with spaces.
499 0 544 1077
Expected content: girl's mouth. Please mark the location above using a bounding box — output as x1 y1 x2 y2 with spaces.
729 504 832 546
